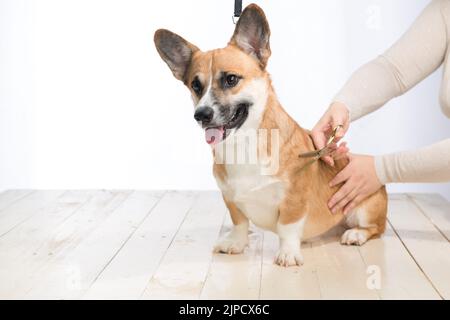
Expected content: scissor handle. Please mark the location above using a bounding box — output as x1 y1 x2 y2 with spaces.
326 125 343 146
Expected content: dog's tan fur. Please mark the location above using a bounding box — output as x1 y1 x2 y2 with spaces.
214 82 387 239
154 3 387 266
256 87 387 238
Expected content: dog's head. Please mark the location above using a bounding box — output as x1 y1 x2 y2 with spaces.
154 4 271 145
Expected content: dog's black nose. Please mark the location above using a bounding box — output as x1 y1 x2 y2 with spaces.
194 106 214 125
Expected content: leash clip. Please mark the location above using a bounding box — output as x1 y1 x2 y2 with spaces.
232 0 242 24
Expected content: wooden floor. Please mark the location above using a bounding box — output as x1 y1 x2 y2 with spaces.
0 190 449 300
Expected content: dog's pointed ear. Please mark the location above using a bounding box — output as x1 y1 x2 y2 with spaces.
154 29 199 82
229 4 271 68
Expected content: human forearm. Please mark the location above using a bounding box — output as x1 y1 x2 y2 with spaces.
333 56 404 121
334 0 447 121
375 139 450 184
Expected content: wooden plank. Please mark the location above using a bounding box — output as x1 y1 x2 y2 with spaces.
259 231 321 299
0 191 93 260
27 190 131 259
0 190 65 237
141 191 226 300
358 221 441 300
83 191 198 300
310 226 380 300
24 191 164 299
199 215 263 300
0 190 130 299
408 193 450 241
388 194 450 299
0 190 34 213
0 191 93 298
1 191 444 300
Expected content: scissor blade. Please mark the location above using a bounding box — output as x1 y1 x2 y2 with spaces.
298 150 320 158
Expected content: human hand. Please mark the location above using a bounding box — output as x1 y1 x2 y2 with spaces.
311 102 350 166
328 154 383 215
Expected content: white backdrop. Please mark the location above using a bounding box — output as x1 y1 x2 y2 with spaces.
1 0 449 199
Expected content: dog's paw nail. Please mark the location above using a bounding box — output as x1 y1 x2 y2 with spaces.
341 229 369 246
274 249 303 267
214 236 248 255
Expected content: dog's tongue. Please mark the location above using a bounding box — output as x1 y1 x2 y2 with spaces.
205 127 224 145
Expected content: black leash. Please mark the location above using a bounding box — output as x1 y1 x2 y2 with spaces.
233 0 242 24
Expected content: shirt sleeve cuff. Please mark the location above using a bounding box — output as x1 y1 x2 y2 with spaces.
330 99 352 121
374 155 390 185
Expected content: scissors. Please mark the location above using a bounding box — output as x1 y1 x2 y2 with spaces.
298 125 343 171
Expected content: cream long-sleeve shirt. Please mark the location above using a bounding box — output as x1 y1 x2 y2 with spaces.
334 0 450 184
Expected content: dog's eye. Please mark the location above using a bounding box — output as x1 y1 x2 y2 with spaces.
225 74 240 88
191 78 203 95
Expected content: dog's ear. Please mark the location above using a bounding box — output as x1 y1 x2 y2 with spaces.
154 29 199 82
229 4 271 69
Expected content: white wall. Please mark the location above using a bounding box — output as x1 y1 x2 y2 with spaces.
1 0 449 199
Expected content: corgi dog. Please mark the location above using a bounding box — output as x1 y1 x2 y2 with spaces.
154 4 387 266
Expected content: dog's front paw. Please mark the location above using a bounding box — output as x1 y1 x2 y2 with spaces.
274 246 303 267
213 234 248 254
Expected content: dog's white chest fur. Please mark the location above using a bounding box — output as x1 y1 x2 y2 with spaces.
217 164 285 231
211 76 284 231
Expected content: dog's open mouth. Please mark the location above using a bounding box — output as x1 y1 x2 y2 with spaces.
204 103 250 145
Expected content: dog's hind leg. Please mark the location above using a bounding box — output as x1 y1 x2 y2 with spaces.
340 189 388 246
340 225 380 246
